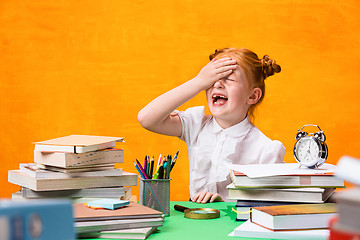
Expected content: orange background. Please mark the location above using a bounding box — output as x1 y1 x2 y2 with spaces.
1 0 359 200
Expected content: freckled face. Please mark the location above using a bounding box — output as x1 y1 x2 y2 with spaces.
206 66 253 127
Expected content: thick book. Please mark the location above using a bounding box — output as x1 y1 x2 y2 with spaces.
230 170 344 188
73 202 164 221
227 183 335 203
20 163 123 178
34 148 123 168
37 163 116 173
20 186 126 198
8 170 137 191
78 227 158 239
34 135 124 153
75 217 164 233
250 203 337 230
73 202 164 233
229 220 329 239
234 200 301 221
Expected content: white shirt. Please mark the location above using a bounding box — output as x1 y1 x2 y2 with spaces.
175 106 285 200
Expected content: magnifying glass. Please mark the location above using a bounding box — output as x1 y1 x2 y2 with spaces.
174 204 220 219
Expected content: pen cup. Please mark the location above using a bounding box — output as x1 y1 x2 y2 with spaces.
139 178 171 216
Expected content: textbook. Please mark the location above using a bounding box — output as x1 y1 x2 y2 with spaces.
227 183 335 203
8 170 137 191
73 202 164 233
20 163 123 178
37 163 116 173
87 199 130 210
34 148 123 168
78 227 158 239
34 135 124 153
20 186 126 198
335 187 360 234
230 170 344 188
229 220 329 239
250 203 337 231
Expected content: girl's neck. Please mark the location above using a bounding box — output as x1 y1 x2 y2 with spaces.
213 113 248 129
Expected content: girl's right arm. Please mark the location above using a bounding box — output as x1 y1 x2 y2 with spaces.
137 57 237 137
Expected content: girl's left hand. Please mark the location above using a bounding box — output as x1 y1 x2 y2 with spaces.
192 191 224 203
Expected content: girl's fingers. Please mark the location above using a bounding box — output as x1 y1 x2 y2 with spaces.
202 192 213 203
196 191 207 203
210 193 221 203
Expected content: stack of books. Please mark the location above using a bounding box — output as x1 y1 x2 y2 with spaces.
227 163 344 221
329 156 360 239
8 135 137 202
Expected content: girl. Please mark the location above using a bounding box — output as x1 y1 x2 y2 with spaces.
138 48 285 203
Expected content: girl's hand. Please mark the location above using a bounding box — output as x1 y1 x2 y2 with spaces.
192 191 224 203
193 57 237 90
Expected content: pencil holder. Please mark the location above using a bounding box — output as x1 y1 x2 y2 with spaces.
139 178 171 216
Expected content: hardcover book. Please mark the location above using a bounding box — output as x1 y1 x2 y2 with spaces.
34 135 124 153
227 183 335 203
20 163 123 178
230 170 344 188
34 148 123 168
250 203 337 230
8 170 137 191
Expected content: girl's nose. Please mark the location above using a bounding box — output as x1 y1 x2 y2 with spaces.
214 79 225 88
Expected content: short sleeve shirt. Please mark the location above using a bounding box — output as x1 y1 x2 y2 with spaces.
175 106 286 200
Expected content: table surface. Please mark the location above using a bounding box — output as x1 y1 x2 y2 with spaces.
147 201 257 240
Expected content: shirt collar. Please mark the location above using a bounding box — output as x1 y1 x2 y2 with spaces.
211 115 253 137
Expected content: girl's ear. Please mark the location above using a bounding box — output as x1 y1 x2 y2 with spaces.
247 88 262 105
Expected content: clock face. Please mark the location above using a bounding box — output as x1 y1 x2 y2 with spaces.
295 137 320 165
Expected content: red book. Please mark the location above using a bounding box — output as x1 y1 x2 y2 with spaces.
329 216 360 240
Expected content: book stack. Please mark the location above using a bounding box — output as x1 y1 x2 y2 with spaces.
329 156 360 239
227 163 344 221
8 135 137 202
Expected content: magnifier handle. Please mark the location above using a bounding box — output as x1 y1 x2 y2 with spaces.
174 204 189 212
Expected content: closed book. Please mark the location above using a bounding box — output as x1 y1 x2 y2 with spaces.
20 163 123 178
234 200 300 221
73 202 164 233
75 217 164 234
8 170 137 191
20 186 126 198
335 188 360 233
227 183 335 203
34 135 124 153
229 220 329 240
230 170 344 188
37 163 116 173
78 227 158 239
34 148 123 168
251 203 337 230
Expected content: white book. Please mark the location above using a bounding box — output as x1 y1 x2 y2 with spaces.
20 163 123 179
20 186 126 198
229 220 329 240
8 170 137 191
336 156 360 185
34 135 124 153
78 227 158 239
227 183 335 203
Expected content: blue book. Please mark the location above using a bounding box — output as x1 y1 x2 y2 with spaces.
0 199 75 240
87 199 130 210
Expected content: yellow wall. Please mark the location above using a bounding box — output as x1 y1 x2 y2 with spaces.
1 0 359 200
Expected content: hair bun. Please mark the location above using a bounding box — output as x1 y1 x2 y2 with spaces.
261 55 281 79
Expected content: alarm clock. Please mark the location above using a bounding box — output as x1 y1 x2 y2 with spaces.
293 124 328 169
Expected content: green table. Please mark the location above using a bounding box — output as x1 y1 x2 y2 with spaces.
148 201 246 240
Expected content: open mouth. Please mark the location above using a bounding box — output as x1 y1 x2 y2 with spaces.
212 94 228 105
